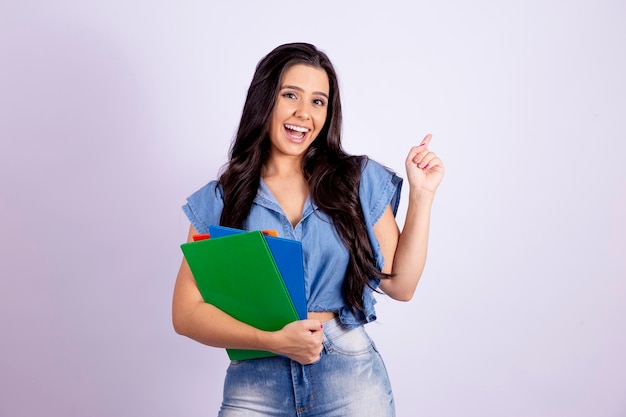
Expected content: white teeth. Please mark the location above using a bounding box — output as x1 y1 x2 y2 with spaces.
284 124 310 133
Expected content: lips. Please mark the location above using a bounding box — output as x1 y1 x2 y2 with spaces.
283 124 310 142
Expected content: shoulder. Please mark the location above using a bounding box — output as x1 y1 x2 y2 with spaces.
360 158 397 182
359 158 403 220
182 180 224 234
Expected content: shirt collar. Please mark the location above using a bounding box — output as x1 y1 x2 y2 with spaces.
254 178 318 220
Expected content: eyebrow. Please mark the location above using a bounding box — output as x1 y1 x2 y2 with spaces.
280 84 329 99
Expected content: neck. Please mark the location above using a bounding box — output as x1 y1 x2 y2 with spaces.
262 154 304 179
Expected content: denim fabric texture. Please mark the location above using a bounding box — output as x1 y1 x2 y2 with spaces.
218 317 395 417
182 159 403 328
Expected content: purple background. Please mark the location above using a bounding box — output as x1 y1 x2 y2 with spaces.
1 1 625 416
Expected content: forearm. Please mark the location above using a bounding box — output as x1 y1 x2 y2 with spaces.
172 256 323 363
173 296 273 351
382 189 434 300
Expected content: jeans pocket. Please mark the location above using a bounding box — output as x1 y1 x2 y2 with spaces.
325 327 373 356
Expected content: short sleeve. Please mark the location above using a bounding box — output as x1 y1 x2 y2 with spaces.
181 181 224 234
359 158 403 270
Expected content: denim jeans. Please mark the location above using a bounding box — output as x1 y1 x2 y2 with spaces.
218 318 395 416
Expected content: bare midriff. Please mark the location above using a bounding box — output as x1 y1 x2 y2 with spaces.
308 311 338 323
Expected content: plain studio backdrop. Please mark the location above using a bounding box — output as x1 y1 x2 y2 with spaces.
1 1 625 416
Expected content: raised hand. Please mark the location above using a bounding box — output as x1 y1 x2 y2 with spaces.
405 134 445 194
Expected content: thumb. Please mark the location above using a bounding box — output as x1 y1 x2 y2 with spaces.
301 319 323 333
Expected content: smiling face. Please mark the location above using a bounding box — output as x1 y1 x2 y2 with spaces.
267 64 330 160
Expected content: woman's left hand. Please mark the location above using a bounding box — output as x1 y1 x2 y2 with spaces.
405 134 445 194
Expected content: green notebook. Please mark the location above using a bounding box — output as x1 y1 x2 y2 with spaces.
180 230 300 360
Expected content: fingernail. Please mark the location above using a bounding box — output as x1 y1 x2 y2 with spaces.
320 324 323 329
423 164 430 169
419 143 426 146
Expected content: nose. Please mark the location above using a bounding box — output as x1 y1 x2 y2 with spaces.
294 102 311 120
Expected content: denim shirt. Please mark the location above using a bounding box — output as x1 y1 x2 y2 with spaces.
182 159 403 328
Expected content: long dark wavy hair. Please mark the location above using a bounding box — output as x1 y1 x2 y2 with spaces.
218 43 385 314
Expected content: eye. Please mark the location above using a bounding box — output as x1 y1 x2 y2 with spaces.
282 92 297 100
312 98 326 106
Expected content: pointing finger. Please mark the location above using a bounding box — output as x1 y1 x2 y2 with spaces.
419 133 432 148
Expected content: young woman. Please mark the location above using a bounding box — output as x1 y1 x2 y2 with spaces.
173 42 444 416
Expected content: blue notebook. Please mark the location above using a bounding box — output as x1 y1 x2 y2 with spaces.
208 225 307 320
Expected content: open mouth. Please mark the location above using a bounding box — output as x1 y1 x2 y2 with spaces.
284 124 310 141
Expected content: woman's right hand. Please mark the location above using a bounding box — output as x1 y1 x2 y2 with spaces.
270 320 324 364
